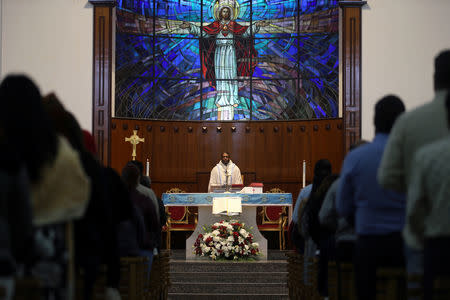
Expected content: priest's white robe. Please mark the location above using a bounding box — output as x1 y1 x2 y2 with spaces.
208 160 243 192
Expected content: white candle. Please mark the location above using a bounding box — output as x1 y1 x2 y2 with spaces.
302 160 306 188
146 158 150 177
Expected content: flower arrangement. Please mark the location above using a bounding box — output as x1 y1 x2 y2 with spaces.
193 220 260 260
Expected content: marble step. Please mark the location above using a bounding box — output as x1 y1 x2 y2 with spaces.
168 282 288 294
170 249 289 261
171 271 287 283
170 260 287 273
168 293 290 300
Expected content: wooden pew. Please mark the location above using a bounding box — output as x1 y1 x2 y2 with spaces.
76 257 149 300
305 257 322 300
119 257 148 300
432 276 450 300
407 273 423 300
376 267 407 300
13 277 43 300
338 262 356 300
147 250 171 300
286 251 304 299
327 261 338 300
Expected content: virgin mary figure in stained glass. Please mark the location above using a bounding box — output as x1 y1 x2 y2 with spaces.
180 0 268 120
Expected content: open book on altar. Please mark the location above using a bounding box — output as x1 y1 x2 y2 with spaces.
212 197 242 216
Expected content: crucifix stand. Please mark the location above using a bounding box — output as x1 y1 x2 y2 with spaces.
125 130 145 160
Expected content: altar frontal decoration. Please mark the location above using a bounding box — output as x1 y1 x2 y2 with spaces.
194 220 260 260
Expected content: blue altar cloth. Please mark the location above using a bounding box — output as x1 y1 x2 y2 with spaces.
162 193 292 206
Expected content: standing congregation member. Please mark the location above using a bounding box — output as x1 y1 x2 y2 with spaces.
378 50 450 292
208 152 242 192
128 160 165 251
337 95 406 300
298 159 332 285
302 174 339 298
405 90 450 300
0 75 90 300
0 143 33 300
43 93 122 300
121 163 159 275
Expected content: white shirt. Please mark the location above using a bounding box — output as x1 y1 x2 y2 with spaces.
404 136 450 250
208 160 242 192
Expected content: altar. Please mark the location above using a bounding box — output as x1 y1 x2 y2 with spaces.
162 192 293 260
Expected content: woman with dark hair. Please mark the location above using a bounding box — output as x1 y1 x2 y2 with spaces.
0 74 90 300
0 74 90 226
302 173 339 297
290 159 332 285
120 163 159 279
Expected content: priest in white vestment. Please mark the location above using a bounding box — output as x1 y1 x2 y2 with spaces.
208 152 243 192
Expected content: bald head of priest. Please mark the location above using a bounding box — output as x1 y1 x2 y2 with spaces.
208 152 243 192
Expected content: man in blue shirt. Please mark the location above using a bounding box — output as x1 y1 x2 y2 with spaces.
336 95 406 300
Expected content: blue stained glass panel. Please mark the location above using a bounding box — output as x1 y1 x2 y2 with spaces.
115 0 339 120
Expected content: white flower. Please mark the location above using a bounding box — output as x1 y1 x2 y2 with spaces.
240 228 249 238
252 242 259 248
215 243 221 250
238 236 244 243
212 230 220 236
227 236 234 242
244 244 249 250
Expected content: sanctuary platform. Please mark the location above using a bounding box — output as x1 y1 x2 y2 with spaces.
168 250 289 300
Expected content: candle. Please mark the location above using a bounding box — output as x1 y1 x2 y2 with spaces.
302 160 306 188
146 158 150 177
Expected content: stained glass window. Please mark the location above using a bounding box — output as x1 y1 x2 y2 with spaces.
115 0 339 120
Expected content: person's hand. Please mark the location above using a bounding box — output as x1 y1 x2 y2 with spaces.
256 20 268 27
180 21 191 29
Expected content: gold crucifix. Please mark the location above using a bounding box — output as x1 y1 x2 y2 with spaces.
125 130 145 161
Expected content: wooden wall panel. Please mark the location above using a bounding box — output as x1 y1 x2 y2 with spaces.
309 121 345 176
90 1 114 166
340 0 366 152
110 118 344 201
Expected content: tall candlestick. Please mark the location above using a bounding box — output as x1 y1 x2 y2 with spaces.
302 160 306 188
146 158 150 177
